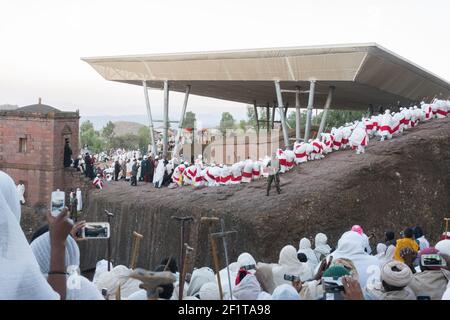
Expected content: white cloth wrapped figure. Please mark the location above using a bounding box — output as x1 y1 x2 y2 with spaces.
341 125 352 149
276 149 287 173
17 183 25 204
409 107 419 128
433 99 449 118
241 159 253 183
320 133 334 154
172 164 185 186
310 139 324 160
364 118 377 137
284 149 295 170
203 166 220 186
349 122 369 154
76 188 82 211
293 141 308 164
420 102 432 121
330 127 343 150
252 160 261 180
230 162 243 184
219 165 232 185
182 165 197 186
401 107 412 129
378 110 394 141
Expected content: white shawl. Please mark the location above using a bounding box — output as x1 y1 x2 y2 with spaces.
0 171 59 300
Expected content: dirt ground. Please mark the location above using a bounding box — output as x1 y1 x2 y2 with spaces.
77 117 450 272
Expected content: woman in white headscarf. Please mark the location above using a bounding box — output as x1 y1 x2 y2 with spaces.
31 231 103 300
379 244 395 266
329 231 380 288
237 252 257 272
272 245 313 287
298 238 319 269
0 171 70 299
232 274 262 300
314 233 332 262
186 267 215 298
375 243 387 259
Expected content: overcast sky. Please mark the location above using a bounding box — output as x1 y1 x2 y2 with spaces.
1 0 449 123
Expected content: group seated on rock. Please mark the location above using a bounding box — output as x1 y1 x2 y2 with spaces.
2 169 450 300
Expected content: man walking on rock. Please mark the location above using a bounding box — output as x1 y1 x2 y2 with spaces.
266 152 281 196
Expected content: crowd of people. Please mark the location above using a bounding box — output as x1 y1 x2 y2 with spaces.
69 98 449 194
1 168 449 300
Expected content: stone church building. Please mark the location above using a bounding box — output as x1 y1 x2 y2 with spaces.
0 100 81 207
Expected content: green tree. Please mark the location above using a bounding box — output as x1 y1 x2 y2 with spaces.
182 111 196 129
238 119 248 131
323 110 365 130
80 120 103 153
219 112 235 135
110 134 140 150
246 105 270 129
101 121 115 149
137 126 150 152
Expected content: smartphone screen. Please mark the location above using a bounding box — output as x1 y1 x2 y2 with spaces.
81 222 110 239
50 190 65 217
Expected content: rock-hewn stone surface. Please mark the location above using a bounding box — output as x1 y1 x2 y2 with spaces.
78 117 450 272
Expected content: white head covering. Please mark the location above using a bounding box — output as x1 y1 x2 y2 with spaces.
298 238 319 267
435 240 450 256
199 282 221 300
30 232 80 274
330 231 380 288
232 274 262 300
94 265 142 299
186 267 215 297
375 243 387 258
237 252 256 271
0 171 21 221
314 233 332 260
271 284 300 300
66 275 104 300
272 245 313 286
0 171 59 299
379 245 395 266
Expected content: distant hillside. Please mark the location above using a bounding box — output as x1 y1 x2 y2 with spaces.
112 121 146 136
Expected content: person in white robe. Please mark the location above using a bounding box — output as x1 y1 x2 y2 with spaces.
76 188 83 212
232 273 262 300
298 238 319 269
153 159 165 188
314 233 332 262
272 245 313 286
186 267 215 298
0 171 60 300
329 231 379 288
30 231 104 300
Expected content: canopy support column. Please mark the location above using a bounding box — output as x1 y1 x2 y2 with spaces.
317 86 335 136
274 80 290 149
163 80 169 159
253 101 259 132
304 80 316 141
142 80 157 157
271 105 276 129
295 88 301 142
173 85 191 158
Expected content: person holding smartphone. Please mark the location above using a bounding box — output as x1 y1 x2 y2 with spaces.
0 171 73 299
